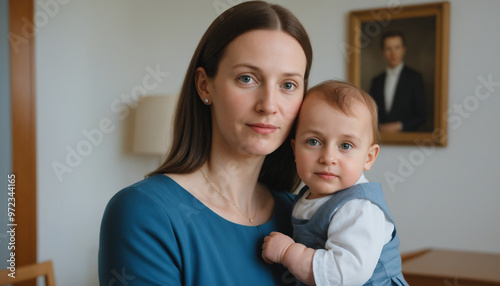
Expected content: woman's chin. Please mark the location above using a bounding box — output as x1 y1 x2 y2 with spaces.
237 143 280 157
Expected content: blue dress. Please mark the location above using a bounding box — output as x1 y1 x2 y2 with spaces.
99 174 295 285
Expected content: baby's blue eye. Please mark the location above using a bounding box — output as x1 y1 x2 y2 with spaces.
239 75 253 84
306 139 320 146
340 143 352 150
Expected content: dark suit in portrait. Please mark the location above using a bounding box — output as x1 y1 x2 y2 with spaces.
369 65 426 132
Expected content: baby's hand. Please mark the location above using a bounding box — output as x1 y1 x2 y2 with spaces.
261 231 295 264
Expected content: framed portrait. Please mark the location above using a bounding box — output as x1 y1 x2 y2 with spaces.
347 2 449 146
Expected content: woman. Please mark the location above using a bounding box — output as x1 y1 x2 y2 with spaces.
99 1 313 285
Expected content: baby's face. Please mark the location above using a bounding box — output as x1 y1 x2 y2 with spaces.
292 92 379 199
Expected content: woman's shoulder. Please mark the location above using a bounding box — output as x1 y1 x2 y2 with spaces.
117 174 186 199
102 174 191 220
125 173 180 195
99 175 187 284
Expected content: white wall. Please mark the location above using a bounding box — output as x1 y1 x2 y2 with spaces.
35 0 500 285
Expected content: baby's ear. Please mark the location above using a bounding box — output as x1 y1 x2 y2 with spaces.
364 144 379 171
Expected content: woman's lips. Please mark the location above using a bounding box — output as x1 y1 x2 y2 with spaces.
248 123 278 134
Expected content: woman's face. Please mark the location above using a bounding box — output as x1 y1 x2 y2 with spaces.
202 29 307 158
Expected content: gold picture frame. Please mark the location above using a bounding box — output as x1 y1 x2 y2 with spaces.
347 2 449 146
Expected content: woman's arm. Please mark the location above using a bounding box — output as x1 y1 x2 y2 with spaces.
98 187 182 285
262 232 316 285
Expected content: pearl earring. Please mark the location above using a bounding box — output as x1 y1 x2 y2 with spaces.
204 99 209 104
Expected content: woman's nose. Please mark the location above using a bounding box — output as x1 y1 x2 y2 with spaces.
256 85 278 114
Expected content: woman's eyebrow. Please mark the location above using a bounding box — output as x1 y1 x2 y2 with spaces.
232 63 304 78
231 63 261 71
283 72 304 78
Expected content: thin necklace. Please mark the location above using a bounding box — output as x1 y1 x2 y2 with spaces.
200 168 257 223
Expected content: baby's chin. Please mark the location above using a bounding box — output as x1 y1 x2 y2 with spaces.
307 188 343 200
307 182 359 199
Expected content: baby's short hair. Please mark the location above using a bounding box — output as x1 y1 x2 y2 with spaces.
307 80 380 144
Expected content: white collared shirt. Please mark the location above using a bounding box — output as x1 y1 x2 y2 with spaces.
384 62 404 113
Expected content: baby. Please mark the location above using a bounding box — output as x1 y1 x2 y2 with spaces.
262 80 408 286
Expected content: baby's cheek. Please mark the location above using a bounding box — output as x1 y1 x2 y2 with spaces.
294 162 308 182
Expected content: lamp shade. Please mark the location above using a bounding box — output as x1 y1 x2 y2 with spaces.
132 95 178 155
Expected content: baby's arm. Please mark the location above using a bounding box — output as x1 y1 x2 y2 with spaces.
262 232 316 285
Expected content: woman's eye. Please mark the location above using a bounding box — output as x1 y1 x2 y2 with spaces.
238 75 254 84
306 139 320 146
281 82 296 90
340 143 352 150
